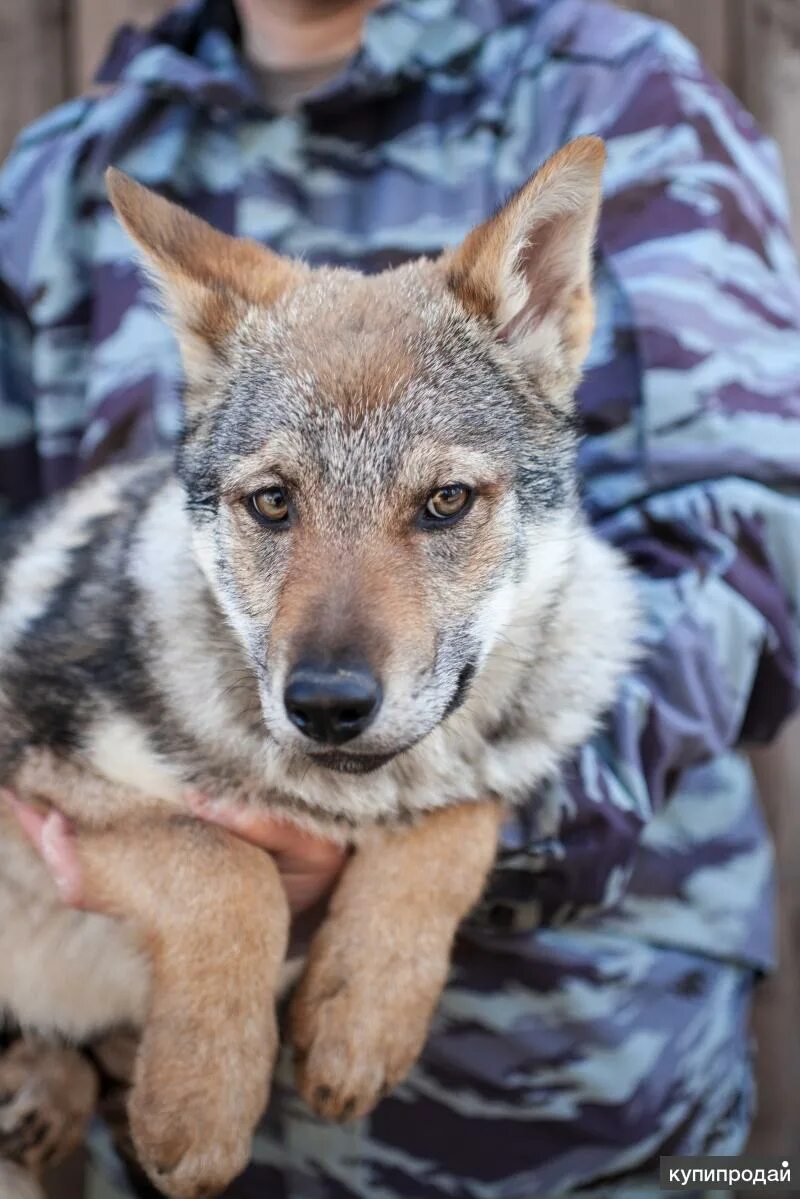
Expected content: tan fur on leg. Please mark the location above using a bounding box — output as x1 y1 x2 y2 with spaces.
74 819 289 1199
291 801 502 1120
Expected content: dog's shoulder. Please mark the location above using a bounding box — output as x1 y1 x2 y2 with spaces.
0 457 177 758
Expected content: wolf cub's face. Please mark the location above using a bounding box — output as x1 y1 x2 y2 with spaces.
178 270 577 773
108 138 604 772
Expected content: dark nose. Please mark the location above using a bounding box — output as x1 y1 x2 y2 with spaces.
283 660 382 745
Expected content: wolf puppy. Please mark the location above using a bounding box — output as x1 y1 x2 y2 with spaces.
0 137 635 1197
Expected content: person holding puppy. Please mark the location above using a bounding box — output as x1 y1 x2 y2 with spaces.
1 1 799 1197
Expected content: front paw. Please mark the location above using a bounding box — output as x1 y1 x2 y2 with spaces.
129 1011 277 1199
290 921 449 1122
0 1037 97 1171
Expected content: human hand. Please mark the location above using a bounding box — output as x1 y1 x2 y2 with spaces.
185 792 347 914
1 789 347 917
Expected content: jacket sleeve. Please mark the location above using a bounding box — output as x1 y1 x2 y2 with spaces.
0 99 97 515
0 125 50 517
0 270 38 516
481 36 800 927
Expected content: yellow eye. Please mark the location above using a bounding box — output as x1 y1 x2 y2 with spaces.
250 487 289 523
425 484 472 522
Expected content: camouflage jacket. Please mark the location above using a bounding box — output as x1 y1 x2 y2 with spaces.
1 0 799 975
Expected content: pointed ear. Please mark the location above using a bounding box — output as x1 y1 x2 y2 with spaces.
106 168 305 395
446 137 605 400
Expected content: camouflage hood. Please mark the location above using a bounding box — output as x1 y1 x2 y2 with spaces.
94 0 532 114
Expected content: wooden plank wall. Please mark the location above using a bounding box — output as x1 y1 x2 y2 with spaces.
0 0 72 160
0 0 799 242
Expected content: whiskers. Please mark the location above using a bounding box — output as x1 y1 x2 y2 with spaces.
215 665 264 729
